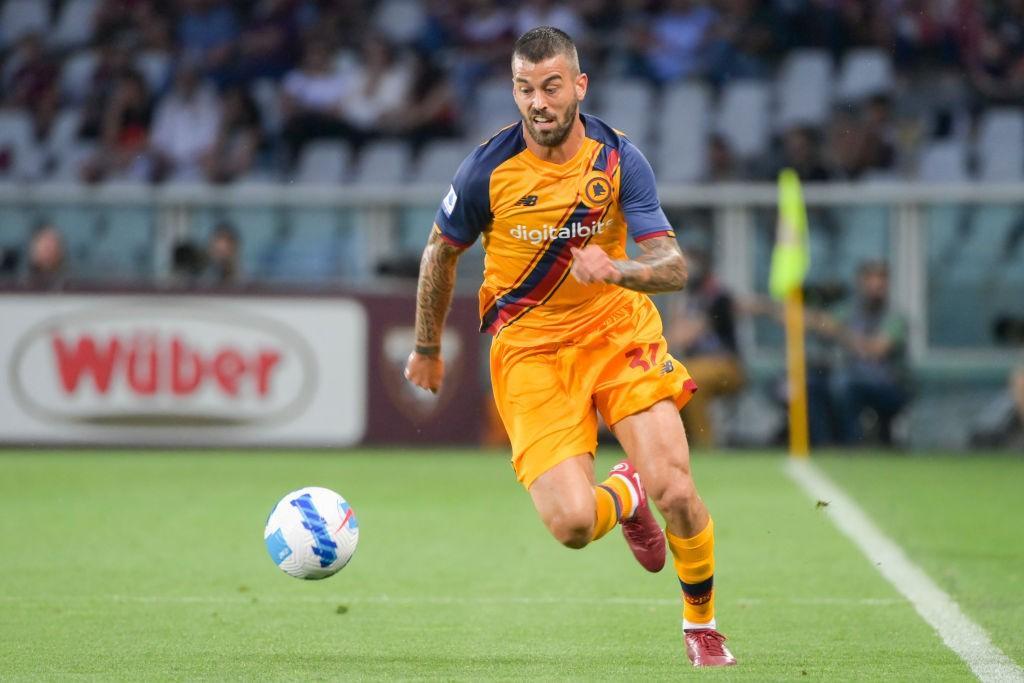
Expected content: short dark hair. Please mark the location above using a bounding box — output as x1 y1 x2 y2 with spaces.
512 26 579 73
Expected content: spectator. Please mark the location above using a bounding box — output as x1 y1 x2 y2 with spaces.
338 36 414 139
170 239 207 287
205 222 241 286
81 69 154 182
219 0 302 86
380 49 459 152
20 223 67 290
2 33 59 110
280 37 358 162
0 247 19 280
177 0 240 75
639 0 718 84
860 95 897 174
706 134 747 182
202 86 263 183
777 126 831 182
668 249 745 449
822 261 911 446
3 34 62 174
76 40 135 131
150 63 222 181
704 0 775 85
451 0 515 98
826 110 868 180
966 4 1024 104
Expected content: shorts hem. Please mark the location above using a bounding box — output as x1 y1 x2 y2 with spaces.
606 378 699 428
516 442 597 490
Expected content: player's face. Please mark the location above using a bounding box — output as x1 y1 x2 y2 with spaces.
512 54 587 148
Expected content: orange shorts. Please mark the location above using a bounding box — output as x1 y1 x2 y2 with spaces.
490 297 697 489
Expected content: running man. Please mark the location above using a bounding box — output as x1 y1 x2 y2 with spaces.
404 27 736 667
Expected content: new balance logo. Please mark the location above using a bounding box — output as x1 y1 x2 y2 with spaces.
514 194 538 207
660 360 675 375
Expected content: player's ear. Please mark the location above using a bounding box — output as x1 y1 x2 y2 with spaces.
575 72 588 101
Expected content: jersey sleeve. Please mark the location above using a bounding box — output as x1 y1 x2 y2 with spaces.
619 140 674 242
433 149 492 248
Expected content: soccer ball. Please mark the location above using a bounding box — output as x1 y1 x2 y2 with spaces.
264 486 359 580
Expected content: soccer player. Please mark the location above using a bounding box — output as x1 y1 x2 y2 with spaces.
404 27 736 667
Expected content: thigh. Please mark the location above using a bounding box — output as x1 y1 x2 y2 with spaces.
612 398 692 483
611 398 709 534
490 340 598 489
593 299 697 428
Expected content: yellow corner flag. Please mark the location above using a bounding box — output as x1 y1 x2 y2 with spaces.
770 169 811 457
770 169 809 301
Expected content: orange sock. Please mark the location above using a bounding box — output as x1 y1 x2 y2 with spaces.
590 474 635 541
666 518 716 627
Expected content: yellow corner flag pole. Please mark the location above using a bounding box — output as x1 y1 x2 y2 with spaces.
770 169 811 458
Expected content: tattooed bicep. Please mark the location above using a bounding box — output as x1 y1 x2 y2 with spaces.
427 230 466 262
635 235 683 259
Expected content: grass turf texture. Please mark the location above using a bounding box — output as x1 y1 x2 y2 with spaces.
0 450 1016 681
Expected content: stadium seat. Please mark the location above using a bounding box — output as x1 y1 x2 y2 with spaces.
87 205 156 280
775 50 833 130
0 110 44 180
294 141 352 184
976 108 1024 182
265 209 354 282
49 0 100 50
472 78 516 141
714 80 771 161
44 109 83 172
0 208 33 249
836 49 894 102
917 140 968 182
60 49 99 104
352 141 410 186
837 206 889 277
960 206 1017 274
51 142 96 182
590 79 655 145
656 82 711 182
411 140 469 185
0 0 51 48
47 206 100 268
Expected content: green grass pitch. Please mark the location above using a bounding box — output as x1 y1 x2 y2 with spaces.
1 449 1021 680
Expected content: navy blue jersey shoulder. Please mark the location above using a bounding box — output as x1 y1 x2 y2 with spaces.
583 114 672 240
581 113 623 150
434 125 526 247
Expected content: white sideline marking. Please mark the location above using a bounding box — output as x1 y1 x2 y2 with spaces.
0 594 899 608
786 458 1023 683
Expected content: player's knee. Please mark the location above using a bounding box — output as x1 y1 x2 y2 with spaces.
549 511 594 549
652 478 698 516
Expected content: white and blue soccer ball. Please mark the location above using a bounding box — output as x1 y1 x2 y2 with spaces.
264 486 359 580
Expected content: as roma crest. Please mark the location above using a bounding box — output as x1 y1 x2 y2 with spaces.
581 170 613 208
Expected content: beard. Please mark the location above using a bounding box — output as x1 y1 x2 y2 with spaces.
522 99 578 148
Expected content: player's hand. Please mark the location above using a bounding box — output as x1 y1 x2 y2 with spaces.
570 245 622 285
404 351 445 394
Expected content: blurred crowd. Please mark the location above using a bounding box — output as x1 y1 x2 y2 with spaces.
1 0 1022 183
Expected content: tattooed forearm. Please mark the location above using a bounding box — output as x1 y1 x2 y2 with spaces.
415 231 463 355
611 236 687 293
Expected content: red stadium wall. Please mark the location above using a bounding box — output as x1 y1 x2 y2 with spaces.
0 291 485 447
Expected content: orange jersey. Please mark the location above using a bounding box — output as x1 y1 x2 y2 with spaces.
434 114 675 346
